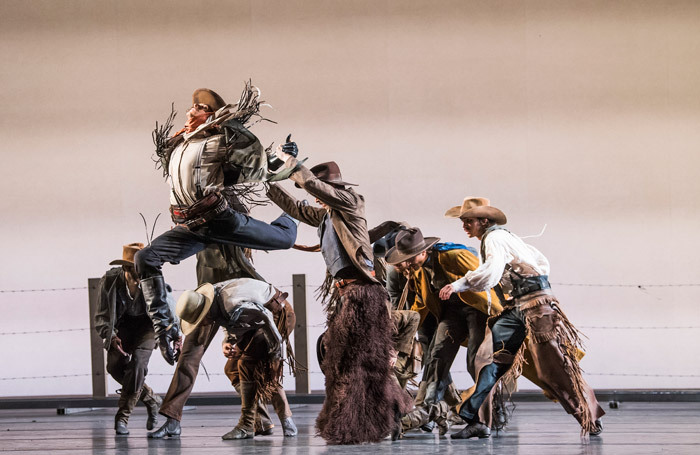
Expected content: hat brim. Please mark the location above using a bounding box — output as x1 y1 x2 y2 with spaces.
458 206 507 225
180 283 215 336
385 237 440 265
109 259 135 266
444 205 462 218
294 177 358 189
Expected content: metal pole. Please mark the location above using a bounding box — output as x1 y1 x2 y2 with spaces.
88 278 108 398
292 274 310 395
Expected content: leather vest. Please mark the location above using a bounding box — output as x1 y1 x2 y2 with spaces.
318 213 355 278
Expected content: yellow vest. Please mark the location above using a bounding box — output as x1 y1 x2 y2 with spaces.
410 249 503 327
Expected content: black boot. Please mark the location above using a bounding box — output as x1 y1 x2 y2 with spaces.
114 390 140 436
140 384 162 431
141 275 179 365
451 421 491 439
147 417 181 439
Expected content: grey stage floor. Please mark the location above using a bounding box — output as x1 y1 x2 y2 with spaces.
1 402 699 454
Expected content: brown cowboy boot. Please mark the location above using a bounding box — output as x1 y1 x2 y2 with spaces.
444 383 465 425
401 406 430 432
254 400 274 435
140 383 162 431
235 382 273 436
222 381 257 440
429 401 450 435
114 390 141 435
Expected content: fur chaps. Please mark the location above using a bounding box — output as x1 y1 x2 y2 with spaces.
316 282 413 444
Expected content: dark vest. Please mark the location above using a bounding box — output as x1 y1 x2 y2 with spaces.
318 213 356 278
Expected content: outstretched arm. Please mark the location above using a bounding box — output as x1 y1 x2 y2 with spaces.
267 183 326 227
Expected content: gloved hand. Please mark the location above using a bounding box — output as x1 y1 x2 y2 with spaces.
281 134 298 157
275 134 298 162
158 326 181 365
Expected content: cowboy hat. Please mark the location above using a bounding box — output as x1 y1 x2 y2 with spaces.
176 283 215 335
385 227 440 265
444 197 507 225
192 88 226 112
295 161 357 188
109 243 145 267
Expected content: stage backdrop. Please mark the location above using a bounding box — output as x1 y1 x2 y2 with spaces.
1 0 699 397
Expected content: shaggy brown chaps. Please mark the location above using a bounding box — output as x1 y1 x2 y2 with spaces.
316 282 413 444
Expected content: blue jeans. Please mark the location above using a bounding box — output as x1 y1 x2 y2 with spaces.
458 306 527 422
135 209 297 278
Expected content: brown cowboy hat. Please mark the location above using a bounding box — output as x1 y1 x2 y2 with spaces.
295 161 357 188
192 88 226 112
176 283 215 335
385 227 440 265
109 243 145 267
444 196 507 225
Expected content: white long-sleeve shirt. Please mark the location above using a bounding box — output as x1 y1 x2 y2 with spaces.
450 229 550 294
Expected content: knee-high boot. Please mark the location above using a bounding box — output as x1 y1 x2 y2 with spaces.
140 383 162 430
222 381 257 440
115 389 142 435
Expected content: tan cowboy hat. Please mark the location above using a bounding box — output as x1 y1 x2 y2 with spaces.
109 243 145 266
176 283 215 335
192 88 226 112
444 197 507 225
385 227 440 265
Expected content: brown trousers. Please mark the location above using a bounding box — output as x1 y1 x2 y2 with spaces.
224 343 292 422
158 320 219 421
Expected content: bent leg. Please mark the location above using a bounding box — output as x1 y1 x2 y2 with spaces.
159 320 219 421
459 309 527 422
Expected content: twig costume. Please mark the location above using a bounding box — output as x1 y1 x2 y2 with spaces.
135 85 297 364
452 225 605 435
268 159 413 444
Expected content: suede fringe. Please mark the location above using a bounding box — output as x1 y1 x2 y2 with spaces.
498 295 596 436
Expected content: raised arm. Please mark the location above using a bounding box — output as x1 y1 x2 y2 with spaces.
267 183 326 227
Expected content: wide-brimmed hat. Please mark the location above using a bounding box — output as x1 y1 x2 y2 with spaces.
372 221 411 259
444 197 507 225
176 283 215 335
109 243 145 267
385 227 440 265
296 161 357 188
192 88 226 112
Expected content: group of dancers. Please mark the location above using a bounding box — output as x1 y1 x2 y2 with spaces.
94 83 604 444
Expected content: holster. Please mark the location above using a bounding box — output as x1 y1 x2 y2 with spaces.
170 191 229 229
510 275 551 298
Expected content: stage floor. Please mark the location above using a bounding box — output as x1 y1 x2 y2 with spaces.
1 402 699 454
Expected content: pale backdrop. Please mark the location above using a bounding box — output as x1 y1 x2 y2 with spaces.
1 0 699 397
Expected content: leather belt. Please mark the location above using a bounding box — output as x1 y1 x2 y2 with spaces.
510 275 551 298
334 270 376 289
334 278 360 289
170 191 228 229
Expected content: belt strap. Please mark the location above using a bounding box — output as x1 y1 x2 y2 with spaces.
510 275 551 298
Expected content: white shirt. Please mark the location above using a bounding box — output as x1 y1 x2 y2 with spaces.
168 120 226 207
216 278 276 310
451 229 550 293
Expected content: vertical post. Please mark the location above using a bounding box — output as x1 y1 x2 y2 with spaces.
88 278 108 398
292 274 310 395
